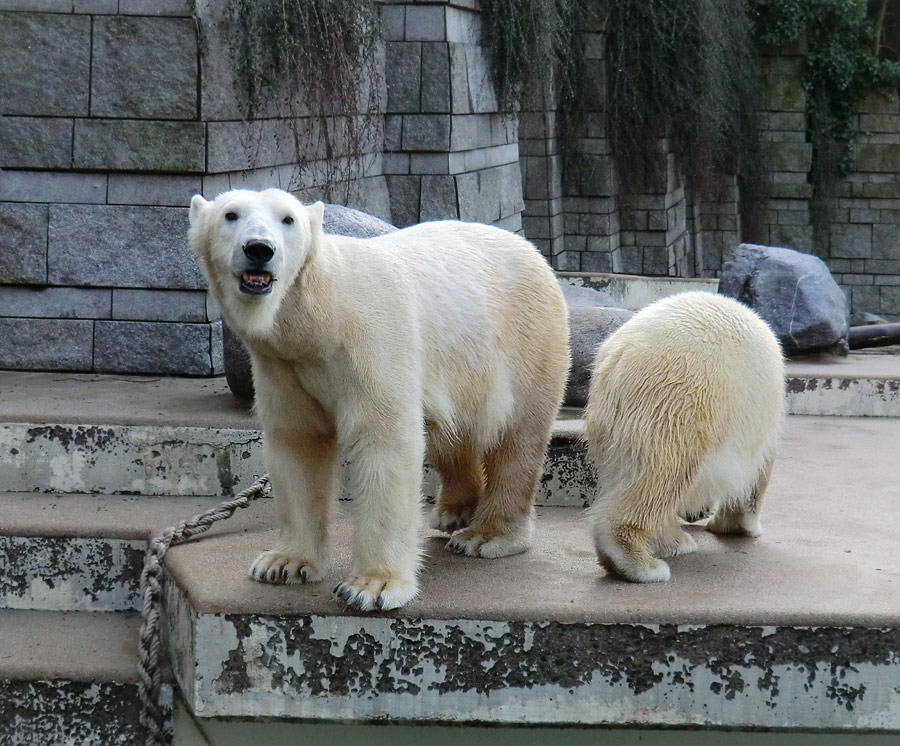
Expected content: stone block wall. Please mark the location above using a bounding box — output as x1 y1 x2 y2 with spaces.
754 46 900 319
826 92 900 319
3 0 900 378
0 2 223 375
381 0 524 231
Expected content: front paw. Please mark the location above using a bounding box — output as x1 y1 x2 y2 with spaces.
334 572 417 612
648 528 699 558
248 551 323 585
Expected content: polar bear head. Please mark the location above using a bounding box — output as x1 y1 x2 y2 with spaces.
189 188 324 334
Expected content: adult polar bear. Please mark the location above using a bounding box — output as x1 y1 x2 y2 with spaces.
189 188 569 612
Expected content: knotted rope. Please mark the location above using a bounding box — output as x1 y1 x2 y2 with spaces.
136 474 271 745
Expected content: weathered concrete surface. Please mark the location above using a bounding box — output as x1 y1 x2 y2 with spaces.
0 422 264 496
162 415 900 729
785 347 900 416
0 493 222 611
0 362 897 498
0 609 172 745
558 272 718 311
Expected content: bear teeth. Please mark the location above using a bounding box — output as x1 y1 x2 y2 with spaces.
242 271 271 287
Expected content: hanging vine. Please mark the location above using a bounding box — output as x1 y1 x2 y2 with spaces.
200 0 384 204
750 0 900 236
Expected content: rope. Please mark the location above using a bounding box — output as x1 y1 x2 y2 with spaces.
136 474 271 745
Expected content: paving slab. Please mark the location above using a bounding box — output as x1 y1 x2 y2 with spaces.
0 352 899 431
0 494 222 611
160 415 900 730
0 609 171 745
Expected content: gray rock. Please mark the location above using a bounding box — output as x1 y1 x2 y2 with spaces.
223 204 397 401
565 306 635 408
719 243 850 356
322 204 397 239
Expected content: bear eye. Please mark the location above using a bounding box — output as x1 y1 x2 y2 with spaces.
282 215 294 226
225 211 238 222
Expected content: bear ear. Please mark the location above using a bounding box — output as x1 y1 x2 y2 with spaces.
189 194 209 226
306 201 325 236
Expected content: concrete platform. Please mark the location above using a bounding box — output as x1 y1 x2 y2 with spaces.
0 609 171 744
161 415 900 730
0 494 222 611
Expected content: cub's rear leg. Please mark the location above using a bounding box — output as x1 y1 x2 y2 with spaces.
446 423 545 558
428 438 484 534
588 474 677 583
707 455 774 537
648 515 699 559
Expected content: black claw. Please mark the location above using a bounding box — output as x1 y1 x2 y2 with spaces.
281 568 289 582
375 595 385 610
338 587 353 602
300 569 307 583
351 596 366 609
333 584 342 595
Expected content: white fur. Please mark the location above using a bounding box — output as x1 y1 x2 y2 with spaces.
189 189 569 611
584 291 784 583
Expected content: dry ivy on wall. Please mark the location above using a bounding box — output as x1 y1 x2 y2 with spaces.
751 0 900 242
210 0 383 203
482 0 900 249
604 0 764 223
481 0 766 232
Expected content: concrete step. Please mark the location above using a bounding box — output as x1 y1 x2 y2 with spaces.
0 609 172 745
160 414 900 732
0 494 222 611
1 359 898 498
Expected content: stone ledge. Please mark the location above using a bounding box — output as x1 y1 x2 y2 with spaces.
161 415 900 728
0 609 172 744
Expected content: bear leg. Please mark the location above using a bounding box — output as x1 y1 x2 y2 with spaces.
445 424 543 558
335 422 425 612
428 438 484 534
707 455 773 537
249 430 338 585
592 517 672 583
648 516 699 558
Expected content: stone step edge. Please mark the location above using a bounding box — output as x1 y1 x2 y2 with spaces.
0 495 237 613
164 572 900 731
0 609 172 746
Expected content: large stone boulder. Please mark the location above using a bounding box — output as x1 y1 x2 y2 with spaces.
223 204 397 402
718 243 850 356
565 305 634 408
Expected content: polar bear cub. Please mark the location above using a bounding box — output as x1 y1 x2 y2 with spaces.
188 188 569 611
584 291 784 583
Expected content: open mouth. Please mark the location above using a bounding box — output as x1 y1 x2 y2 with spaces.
239 271 274 295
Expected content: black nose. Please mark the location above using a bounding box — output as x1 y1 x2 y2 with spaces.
243 240 275 264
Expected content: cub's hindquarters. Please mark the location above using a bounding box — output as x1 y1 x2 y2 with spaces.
584 292 784 583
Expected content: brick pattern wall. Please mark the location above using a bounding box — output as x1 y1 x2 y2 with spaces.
754 46 900 319
0 2 225 375
380 0 524 231
3 0 900 378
